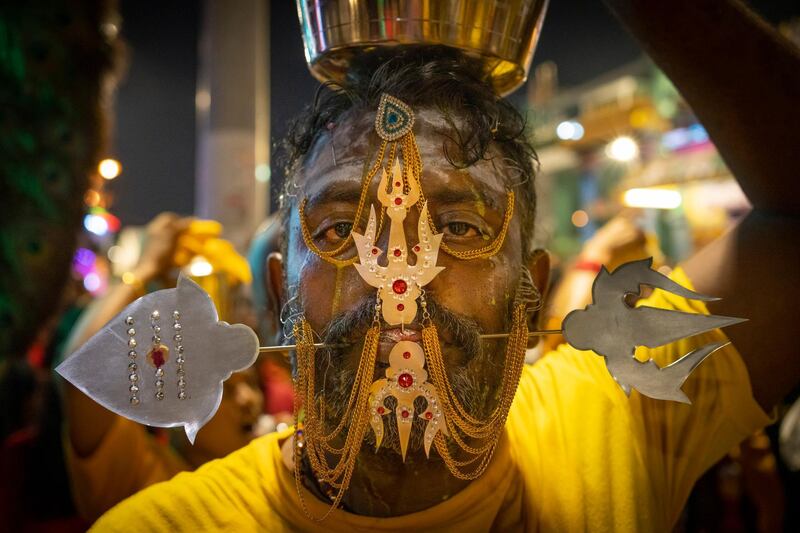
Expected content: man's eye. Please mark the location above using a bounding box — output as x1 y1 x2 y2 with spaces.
444 221 480 237
324 222 353 240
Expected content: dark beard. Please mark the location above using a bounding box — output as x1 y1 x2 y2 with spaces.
309 292 514 460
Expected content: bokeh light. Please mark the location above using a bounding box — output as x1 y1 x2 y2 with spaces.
606 136 639 162
98 158 121 180
84 214 109 236
556 120 585 141
623 188 682 209
571 209 589 228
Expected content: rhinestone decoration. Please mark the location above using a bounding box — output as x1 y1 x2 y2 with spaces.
150 310 165 401
397 373 413 388
126 317 140 405
147 345 169 369
392 279 408 295
374 93 414 141
174 309 187 400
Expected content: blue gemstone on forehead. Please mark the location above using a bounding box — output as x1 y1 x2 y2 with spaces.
376 94 415 140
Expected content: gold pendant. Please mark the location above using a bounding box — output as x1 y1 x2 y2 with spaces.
368 340 448 460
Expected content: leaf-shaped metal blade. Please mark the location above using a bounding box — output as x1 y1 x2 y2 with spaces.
55 274 259 443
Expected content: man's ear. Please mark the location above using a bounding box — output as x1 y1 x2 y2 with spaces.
265 252 285 344
526 248 550 344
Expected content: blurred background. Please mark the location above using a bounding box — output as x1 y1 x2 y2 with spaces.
104 0 800 260
3 1 800 531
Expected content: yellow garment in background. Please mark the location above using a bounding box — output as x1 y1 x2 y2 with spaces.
66 416 188 523
92 269 770 532
174 219 252 285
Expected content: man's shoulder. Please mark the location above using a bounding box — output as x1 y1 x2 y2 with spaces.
90 432 285 531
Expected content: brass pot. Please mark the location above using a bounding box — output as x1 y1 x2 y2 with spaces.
296 0 549 96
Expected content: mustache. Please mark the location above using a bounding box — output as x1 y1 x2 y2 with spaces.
317 295 501 458
321 293 482 360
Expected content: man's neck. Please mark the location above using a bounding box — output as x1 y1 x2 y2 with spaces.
282 436 472 517
335 447 472 517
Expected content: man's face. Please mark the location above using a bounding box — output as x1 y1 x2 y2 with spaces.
281 109 531 458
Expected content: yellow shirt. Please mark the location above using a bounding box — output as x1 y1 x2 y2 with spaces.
92 269 770 532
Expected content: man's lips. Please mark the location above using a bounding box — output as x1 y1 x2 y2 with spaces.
332 322 457 364
379 326 423 344
378 326 422 363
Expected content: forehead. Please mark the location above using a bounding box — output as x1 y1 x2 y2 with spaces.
297 108 508 206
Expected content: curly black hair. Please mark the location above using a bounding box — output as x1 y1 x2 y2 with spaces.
278 45 538 259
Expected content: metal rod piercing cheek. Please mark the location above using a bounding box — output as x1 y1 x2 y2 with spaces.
257 330 563 354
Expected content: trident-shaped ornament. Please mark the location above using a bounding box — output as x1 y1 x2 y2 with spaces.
351 159 444 325
563 258 746 403
368 341 449 460
350 129 449 457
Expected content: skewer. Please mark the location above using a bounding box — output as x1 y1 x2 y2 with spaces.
258 330 563 354
480 329 562 340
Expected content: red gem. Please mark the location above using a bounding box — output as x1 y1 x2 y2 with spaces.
413 245 420 252
394 197 402 205
372 247 379 255
402 351 411 359
377 406 385 415
401 409 410 418
398 373 413 388
425 412 433 420
393 248 402 257
392 279 407 294
395 181 401 187
396 303 404 311
152 349 166 368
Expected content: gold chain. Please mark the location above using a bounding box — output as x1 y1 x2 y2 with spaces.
297 140 391 266
422 304 528 479
401 134 515 261
439 191 514 260
298 199 387 268
292 110 524 513
292 317 381 521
